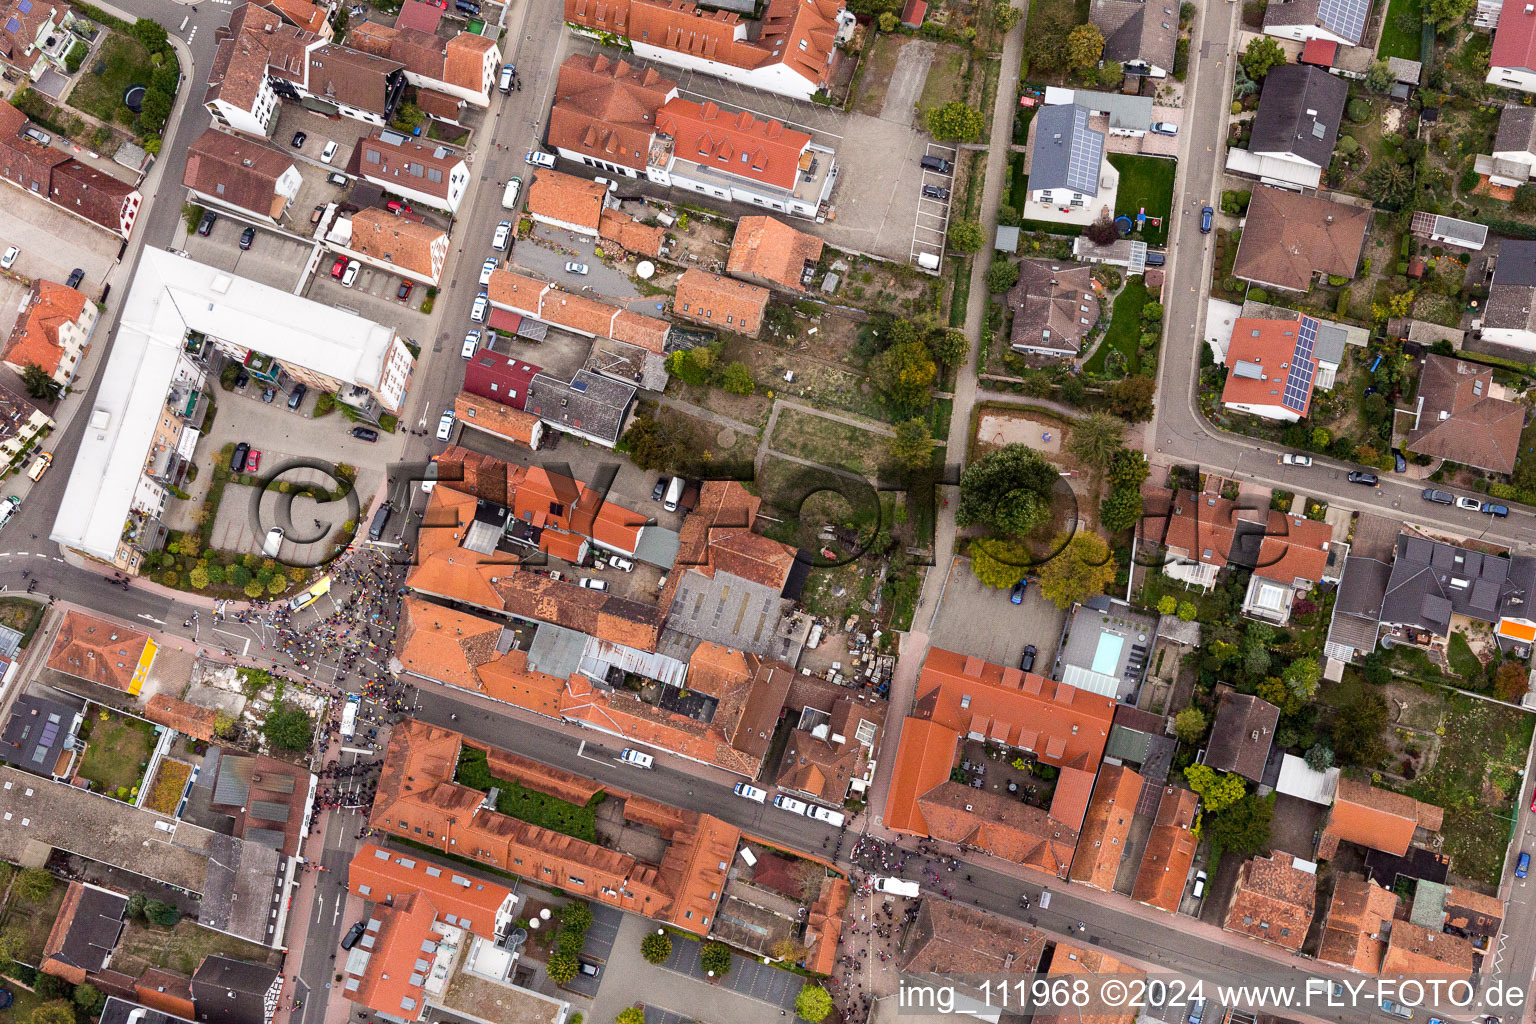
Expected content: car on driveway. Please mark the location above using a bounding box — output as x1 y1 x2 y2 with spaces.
652 479 667 501
1394 449 1408 472
291 130 307 148
579 577 609 591
1484 502 1510 518
565 261 589 275
1 246 17 270
341 260 360 287
288 383 307 410
462 330 481 359
1199 206 1213 232
397 280 413 301
321 140 338 163
1455 495 1482 511
246 449 261 474
198 210 217 236
331 256 348 279
1347 471 1378 486
66 267 84 289
526 151 556 168
1010 580 1026 604
235 369 249 390
437 410 456 440
1281 453 1311 466
606 555 635 572
231 442 250 474
921 184 950 200
239 226 255 250
1422 488 1454 505
262 387 276 403
1151 121 1178 135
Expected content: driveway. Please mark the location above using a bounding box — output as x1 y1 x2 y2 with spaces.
518 224 641 300
183 220 317 293
564 902 622 998
927 556 1066 670
305 260 434 341
0 186 122 296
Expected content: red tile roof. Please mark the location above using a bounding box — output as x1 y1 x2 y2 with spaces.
1381 920 1475 976
527 169 607 231
3 279 88 377
46 611 154 692
1493 0 1536 73
145 695 218 742
1318 777 1441 858
548 53 675 172
455 391 542 447
1222 316 1315 417
345 890 437 1017
598 208 666 255
1224 851 1317 951
348 842 514 934
1318 874 1397 973
673 269 770 335
1300 37 1338 66
727 215 823 292
657 98 811 190
1254 510 1332 585
1131 786 1199 912
1142 485 1238 567
1068 765 1142 891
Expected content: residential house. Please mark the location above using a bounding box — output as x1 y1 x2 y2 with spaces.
1204 692 1279 782
1089 0 1178 77
1488 0 1536 93
774 677 886 805
182 129 302 224
1246 64 1347 190
1006 260 1100 358
486 269 670 353
1317 777 1442 859
1378 533 1536 651
126 982 198 1022
562 0 855 102
1318 875 1398 973
884 647 1115 876
598 209 666 256
1042 87 1155 135
1068 765 1143 891
454 391 544 449
1444 886 1504 952
1262 0 1369 46
1323 555 1391 663
526 169 607 235
0 0 82 80
1380 920 1475 977
1232 186 1368 293
1221 315 1327 422
331 208 451 286
268 0 332 37
40 881 128 984
672 269 769 336
145 694 219 743
0 101 142 239
1476 106 1536 187
1132 786 1199 912
524 370 637 447
546 53 678 177
1024 105 1114 224
1072 236 1149 273
0 692 83 778
1040 945 1146 1024
726 215 823 293
1224 851 1318 951
356 129 469 214
1242 510 1335 623
2 278 98 385
1402 354 1526 475
45 611 158 695
348 842 517 938
900 901 1046 977
346 21 501 107
189 956 283 1024
1409 211 1489 251
1138 485 1240 590
1480 239 1536 353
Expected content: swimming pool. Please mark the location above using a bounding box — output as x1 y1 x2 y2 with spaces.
1091 632 1124 676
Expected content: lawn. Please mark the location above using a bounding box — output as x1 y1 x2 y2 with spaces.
1083 278 1150 375
852 32 904 117
111 918 283 976
769 408 890 478
1446 631 1483 681
0 868 65 965
68 32 154 125
455 747 599 842
1109 154 1176 246
0 597 43 647
1407 694 1533 886
0 980 42 1024
1377 0 1423 61
915 44 969 123
77 710 156 800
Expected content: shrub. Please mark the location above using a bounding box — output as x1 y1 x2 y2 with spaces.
545 952 579 984
699 941 732 977
796 985 834 1023
1248 288 1268 302
640 931 672 964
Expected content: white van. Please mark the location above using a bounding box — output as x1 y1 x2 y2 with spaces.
27 451 50 482
873 877 920 897
807 804 846 827
734 782 766 803
663 476 684 512
502 176 522 210
498 64 514 92
619 748 654 769
773 794 809 815
0 495 21 532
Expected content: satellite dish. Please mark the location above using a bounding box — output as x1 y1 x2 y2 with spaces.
636 261 655 279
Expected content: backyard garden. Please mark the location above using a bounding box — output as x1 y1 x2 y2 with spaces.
75 707 157 802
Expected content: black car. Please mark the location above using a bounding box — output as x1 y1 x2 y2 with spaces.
1347 471 1379 486
454 0 480 12
1422 488 1454 505
288 383 308 410
235 369 250 390
231 442 250 474
921 184 950 200
341 921 366 951
651 478 666 501
351 427 379 442
65 267 83 288
262 387 276 403
292 130 307 148
1144 250 1166 267
239 226 255 250
1393 449 1408 473
197 209 217 236
1019 644 1037 672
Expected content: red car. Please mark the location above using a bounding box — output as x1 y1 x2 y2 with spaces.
386 199 412 215
331 256 348 278
397 280 413 301
246 449 261 473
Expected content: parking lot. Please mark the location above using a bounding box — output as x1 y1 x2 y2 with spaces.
183 218 319 292
912 143 957 265
929 556 1067 670
0 185 122 296
516 223 641 300
304 258 434 335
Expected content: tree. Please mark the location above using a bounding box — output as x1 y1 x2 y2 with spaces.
1105 375 1156 422
796 985 834 1023
1332 686 1389 766
1183 764 1246 812
948 219 984 254
925 101 986 142
144 899 181 927
0 923 27 964
130 17 169 52
21 363 62 402
1424 0 1475 28
719 361 755 395
1303 743 1334 772
557 928 587 957
869 338 936 413
1364 59 1395 93
1240 36 1285 80
1067 413 1126 470
957 444 1058 537
1099 487 1143 532
1207 793 1272 857
1494 660 1529 702
640 931 672 965
994 1 1021 29
188 567 210 590
213 711 237 739
125 892 147 920
1157 595 1177 615
1515 184 1536 214
1365 162 1414 208
878 10 897 29
1065 23 1104 71
15 866 55 903
1173 707 1207 744
618 415 683 472
970 537 1032 589
1283 657 1322 700
560 901 593 933
889 418 935 472
262 702 313 751
73 984 106 1019
615 1009 646 1024
1038 531 1117 609
546 951 579 984
1176 600 1197 622
1107 448 1149 490
1084 213 1120 247
985 260 1020 294
29 1001 76 1024
932 328 968 369
699 941 732 977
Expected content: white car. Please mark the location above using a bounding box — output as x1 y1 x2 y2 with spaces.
461 330 481 359
733 783 766 803
1 246 18 270
436 410 456 441
526 151 556 168
1456 496 1482 511
578 577 609 591
480 257 498 285
565 262 589 275
1280 454 1312 466
492 220 512 251
619 748 654 768
321 140 338 163
471 294 489 323
606 555 634 572
1150 121 1179 136
594 177 617 192
807 804 846 827
341 259 360 287
773 794 809 815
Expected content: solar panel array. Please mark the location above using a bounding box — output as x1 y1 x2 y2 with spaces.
1317 0 1367 42
4 19 21 34
16 2 32 15
1065 108 1103 195
1282 316 1318 414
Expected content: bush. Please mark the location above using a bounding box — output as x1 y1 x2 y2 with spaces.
699 941 732 977
796 985 834 1023
262 702 313 751
545 952 579 984
640 931 672 964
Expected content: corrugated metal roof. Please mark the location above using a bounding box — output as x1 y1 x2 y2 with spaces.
525 622 588 679
213 753 254 807
249 799 291 823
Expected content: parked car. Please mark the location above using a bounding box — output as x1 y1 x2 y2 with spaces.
618 748 653 768
502 177 522 209
652 479 667 501
1455 495 1482 511
480 257 498 285
734 782 766 803
27 451 50 482
773 794 809 815
578 577 609 591
565 261 589 275
288 383 307 410
341 921 366 950
577 961 600 978
0 988 12 1010
607 555 635 572
331 256 348 278
386 199 413 215
1191 870 1207 899
341 260 360 287
262 387 276 403
526 151 557 168
198 210 217 236
234 369 250 390
1422 488 1454 505
1484 502 1510 518
454 0 480 13
492 220 512 251
1394 449 1408 472
1347 471 1378 486
437 409 456 440
239 226 255 250
1281 453 1312 466
231 442 250 474
807 804 846 826
919 155 953 173
246 449 261 473
397 280 413 301
321 140 338 163
499 64 514 92
471 294 489 323
65 267 84 289
1520 852 1531 879
1010 580 1026 604
1188 999 1206 1024
1019 644 1037 672
921 184 950 200
291 130 307 148
1150 121 1178 135
327 171 349 186
462 330 481 359
351 427 379 442
1199 206 1213 233
0 246 18 269
1144 250 1166 267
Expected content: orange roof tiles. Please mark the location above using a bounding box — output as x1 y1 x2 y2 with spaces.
1223 316 1316 417
1318 875 1398 973
726 215 823 292
1068 765 1142 891
1039 944 1144 1024
348 208 447 281
599 208 667 255
396 597 504 689
883 717 957 836
346 890 437 1017
513 465 650 553
657 98 810 190
493 572 664 651
348 842 513 934
527 169 607 231
46 611 155 693
548 53 676 172
1381 920 1475 977
455 391 541 447
803 876 849 976
487 268 670 351
1320 777 1439 858
269 0 330 34
1143 485 1239 566
144 694 218 742
673 269 770 335
1255 510 1332 585
1132 786 1199 912
3 280 88 377
1224 851 1317 951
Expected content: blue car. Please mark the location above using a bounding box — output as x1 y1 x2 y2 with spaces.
1518 852 1530 879
1010 580 1027 604
1199 206 1214 233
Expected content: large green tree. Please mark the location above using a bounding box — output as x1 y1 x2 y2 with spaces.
618 415 683 472
889 418 936 472
869 338 936 414
21 363 62 402
1105 375 1156 421
262 702 314 751
1173 707 1207 744
15 867 55 903
796 986 834 1023
925 101 986 142
1065 23 1105 71
1240 36 1286 80
1424 0 1475 29
1037 531 1117 609
970 537 1032 589
29 1002 75 1024
956 444 1058 537
1207 793 1272 857
948 219 984 254
640 931 672 964
1333 686 1389 766
1067 412 1127 470
1184 764 1246 812
1099 487 1143 532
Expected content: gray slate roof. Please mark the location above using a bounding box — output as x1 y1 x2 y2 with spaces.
1494 105 1536 156
0 693 80 774
1250 64 1348 168
1486 239 1536 335
1031 104 1104 196
1324 555 1390 660
1070 89 1155 130
525 369 637 446
1091 0 1179 72
1380 534 1536 637
1262 0 1367 44
192 956 281 1024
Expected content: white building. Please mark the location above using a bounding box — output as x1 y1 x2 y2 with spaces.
358 130 470 214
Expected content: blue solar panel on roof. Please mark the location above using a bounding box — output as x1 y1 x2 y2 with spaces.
1282 316 1318 413
5 20 21 34
1316 0 1366 42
